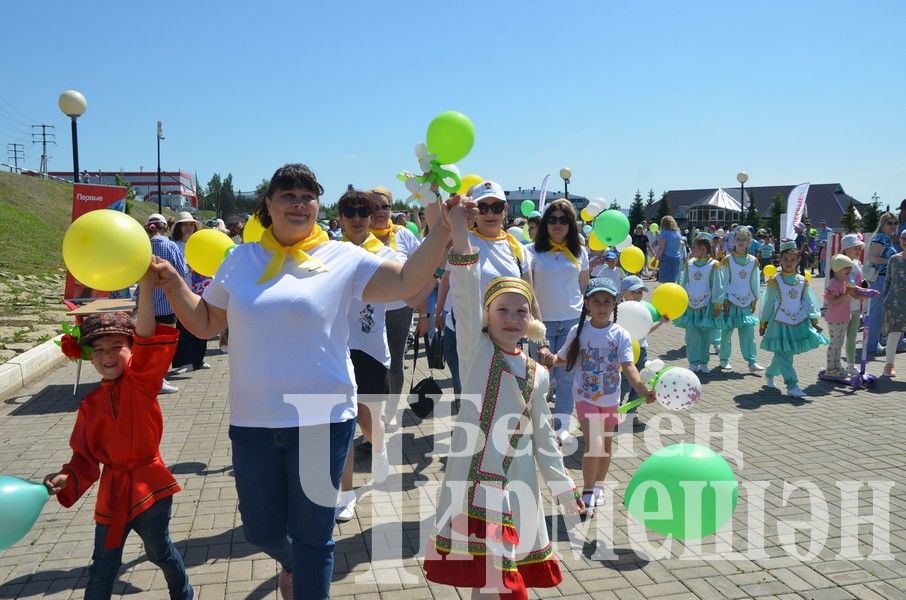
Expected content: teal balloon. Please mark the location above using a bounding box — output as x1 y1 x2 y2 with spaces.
593 209 630 245
405 222 419 236
582 224 593 235
624 443 738 540
425 111 475 164
528 211 542 219
0 475 49 550
642 300 661 323
520 200 535 217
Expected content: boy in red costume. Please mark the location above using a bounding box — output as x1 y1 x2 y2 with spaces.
44 267 193 600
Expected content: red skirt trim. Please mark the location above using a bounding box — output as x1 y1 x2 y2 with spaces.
423 515 563 596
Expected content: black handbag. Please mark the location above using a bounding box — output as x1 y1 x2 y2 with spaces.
427 329 445 370
408 335 441 419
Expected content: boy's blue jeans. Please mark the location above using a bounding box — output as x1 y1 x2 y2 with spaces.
229 420 355 600
85 496 192 600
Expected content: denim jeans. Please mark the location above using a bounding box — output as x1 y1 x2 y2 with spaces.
442 325 461 395
85 496 192 600
866 275 886 352
543 318 580 432
229 420 355 600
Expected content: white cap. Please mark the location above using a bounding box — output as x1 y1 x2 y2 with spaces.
840 233 864 251
146 213 167 225
469 180 506 202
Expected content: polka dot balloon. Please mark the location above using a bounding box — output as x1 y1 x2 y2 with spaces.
654 366 702 411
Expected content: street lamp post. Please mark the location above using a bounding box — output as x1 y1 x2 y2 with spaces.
737 171 749 225
157 121 164 213
560 167 572 201
58 90 87 183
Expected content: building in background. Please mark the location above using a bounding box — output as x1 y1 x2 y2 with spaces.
504 187 589 218
44 170 198 209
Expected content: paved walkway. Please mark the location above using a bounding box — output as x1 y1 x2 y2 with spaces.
1 278 905 599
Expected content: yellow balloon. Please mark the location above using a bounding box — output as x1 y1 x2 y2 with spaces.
63 210 152 291
651 282 689 320
588 231 605 251
243 214 265 243
620 246 645 273
763 264 777 279
632 339 641 364
185 229 235 277
804 271 812 283
458 173 483 195
580 208 592 222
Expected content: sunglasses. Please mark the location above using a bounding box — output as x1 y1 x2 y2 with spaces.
547 215 571 225
340 206 371 219
477 200 506 215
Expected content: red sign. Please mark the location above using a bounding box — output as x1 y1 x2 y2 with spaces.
65 183 130 300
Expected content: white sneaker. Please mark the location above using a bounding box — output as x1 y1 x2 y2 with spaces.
160 380 179 394
557 430 578 454
581 492 595 518
749 363 765 372
169 365 192 375
788 386 807 398
719 361 732 370
372 449 389 484
335 491 357 522
700 364 711 374
593 487 606 507
196 362 211 370
765 376 777 389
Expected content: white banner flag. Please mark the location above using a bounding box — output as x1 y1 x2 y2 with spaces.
783 183 810 240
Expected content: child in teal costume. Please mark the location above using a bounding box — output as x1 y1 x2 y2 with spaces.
719 227 765 371
675 234 725 373
759 241 829 397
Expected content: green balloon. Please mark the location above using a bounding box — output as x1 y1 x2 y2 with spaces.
593 209 630 245
641 300 661 323
624 443 738 540
405 222 419 236
0 475 49 550
425 111 475 164
520 200 535 217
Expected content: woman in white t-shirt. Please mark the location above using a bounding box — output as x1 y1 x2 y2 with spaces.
530 199 589 438
150 163 467 600
435 180 540 395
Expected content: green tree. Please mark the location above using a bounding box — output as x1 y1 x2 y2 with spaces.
840 198 862 233
745 190 760 229
655 195 671 223
221 173 237 218
861 199 881 233
629 189 646 230
194 171 205 212
206 173 223 218
609 198 621 211
769 193 784 241
646 188 655 208
255 178 270 201
114 174 138 214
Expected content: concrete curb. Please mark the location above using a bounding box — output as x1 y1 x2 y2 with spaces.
0 335 67 399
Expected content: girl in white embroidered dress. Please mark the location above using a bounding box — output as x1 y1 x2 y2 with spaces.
718 227 764 371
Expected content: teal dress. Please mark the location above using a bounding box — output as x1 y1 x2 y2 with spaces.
675 258 726 368
759 272 829 387
719 254 760 365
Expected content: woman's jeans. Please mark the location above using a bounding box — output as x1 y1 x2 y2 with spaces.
544 318 580 432
866 275 886 352
230 420 355 600
85 496 192 600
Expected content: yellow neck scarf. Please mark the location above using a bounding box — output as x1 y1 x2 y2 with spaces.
549 241 580 268
257 225 329 284
343 233 384 254
370 219 399 250
471 228 524 268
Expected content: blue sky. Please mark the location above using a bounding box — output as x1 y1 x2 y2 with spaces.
2 0 904 209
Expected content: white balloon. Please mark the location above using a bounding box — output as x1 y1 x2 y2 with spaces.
639 367 656 382
507 226 526 241
585 202 604 218
615 234 633 251
615 301 654 341
647 359 666 372
655 367 702 411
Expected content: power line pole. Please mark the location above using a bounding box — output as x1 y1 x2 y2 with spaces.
31 124 56 177
6 143 24 172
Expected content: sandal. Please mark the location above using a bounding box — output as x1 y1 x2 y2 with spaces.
884 364 896 377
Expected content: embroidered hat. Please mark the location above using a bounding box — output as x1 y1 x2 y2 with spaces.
779 240 798 253
840 233 864 250
585 277 618 298
831 254 854 273
79 311 136 346
483 276 533 307
620 275 647 293
469 180 506 203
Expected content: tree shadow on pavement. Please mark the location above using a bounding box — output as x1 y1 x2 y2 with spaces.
4 384 82 416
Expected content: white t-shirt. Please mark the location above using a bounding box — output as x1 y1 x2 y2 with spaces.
558 321 633 407
530 245 589 321
386 227 421 311
203 240 385 427
348 245 397 366
444 232 532 331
